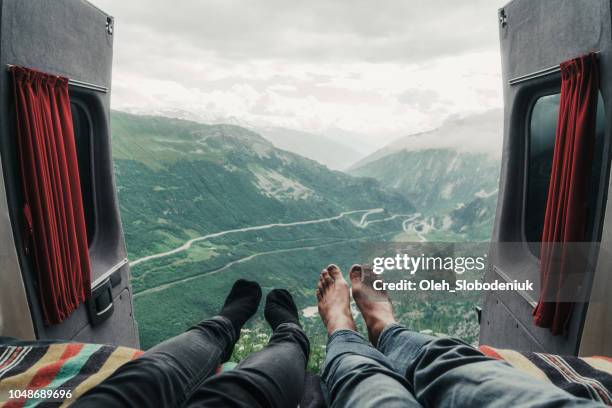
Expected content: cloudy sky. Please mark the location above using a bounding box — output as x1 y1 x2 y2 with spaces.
94 0 508 148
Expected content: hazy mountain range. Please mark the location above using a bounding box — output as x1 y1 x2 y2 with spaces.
347 110 501 239
120 107 378 171
353 109 502 167
255 127 371 170
350 148 500 213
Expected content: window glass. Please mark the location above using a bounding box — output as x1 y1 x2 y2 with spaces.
526 92 605 256
71 102 96 246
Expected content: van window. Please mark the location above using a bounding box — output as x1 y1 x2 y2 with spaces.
71 102 96 246
525 92 605 256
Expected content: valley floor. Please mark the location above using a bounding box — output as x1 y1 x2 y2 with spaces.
129 207 481 373
130 208 387 267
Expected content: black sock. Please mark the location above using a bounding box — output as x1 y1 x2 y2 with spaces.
219 279 262 337
264 289 300 331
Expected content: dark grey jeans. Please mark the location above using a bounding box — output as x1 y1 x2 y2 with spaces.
321 324 604 407
73 317 309 408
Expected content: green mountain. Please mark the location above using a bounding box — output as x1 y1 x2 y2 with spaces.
350 148 500 214
348 111 502 241
430 192 498 241
112 111 413 260
110 111 417 351
256 126 368 171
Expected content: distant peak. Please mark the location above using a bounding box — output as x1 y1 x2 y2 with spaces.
350 109 503 169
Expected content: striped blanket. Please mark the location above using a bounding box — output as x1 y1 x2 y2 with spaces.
480 346 612 406
0 343 143 407
2 341 611 406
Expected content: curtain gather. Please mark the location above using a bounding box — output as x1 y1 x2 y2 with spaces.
11 66 91 325
533 53 599 335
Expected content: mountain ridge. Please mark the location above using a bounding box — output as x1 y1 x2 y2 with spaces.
350 109 503 170
111 110 415 259
255 126 367 170
349 147 500 214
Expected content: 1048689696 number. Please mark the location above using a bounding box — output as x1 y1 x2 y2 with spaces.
8 389 73 401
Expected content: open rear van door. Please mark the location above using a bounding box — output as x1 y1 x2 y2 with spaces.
0 0 139 347
480 0 612 355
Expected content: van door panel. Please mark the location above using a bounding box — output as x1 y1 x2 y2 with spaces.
0 0 138 348
480 0 612 355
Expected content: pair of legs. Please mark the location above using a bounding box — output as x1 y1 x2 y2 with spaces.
74 280 309 408
317 264 603 408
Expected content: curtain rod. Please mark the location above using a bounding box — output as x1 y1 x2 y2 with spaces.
6 64 108 93
509 51 601 86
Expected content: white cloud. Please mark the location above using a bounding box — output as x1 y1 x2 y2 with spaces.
95 0 508 150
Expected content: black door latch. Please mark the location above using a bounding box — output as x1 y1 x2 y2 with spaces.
87 278 114 326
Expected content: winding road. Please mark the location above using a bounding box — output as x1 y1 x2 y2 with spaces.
131 208 425 298
130 208 387 267
133 234 392 298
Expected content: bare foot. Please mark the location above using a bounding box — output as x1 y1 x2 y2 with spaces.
316 264 356 335
350 264 396 345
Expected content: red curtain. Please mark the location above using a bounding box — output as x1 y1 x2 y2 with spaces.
11 66 91 325
533 53 599 335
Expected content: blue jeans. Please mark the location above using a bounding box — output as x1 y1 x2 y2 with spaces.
321 324 603 407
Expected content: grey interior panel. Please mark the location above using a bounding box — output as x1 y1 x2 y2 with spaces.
480 0 612 355
0 0 139 348
73 288 139 347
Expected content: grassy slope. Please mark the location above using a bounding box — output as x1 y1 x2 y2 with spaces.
350 148 499 213
112 111 413 259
